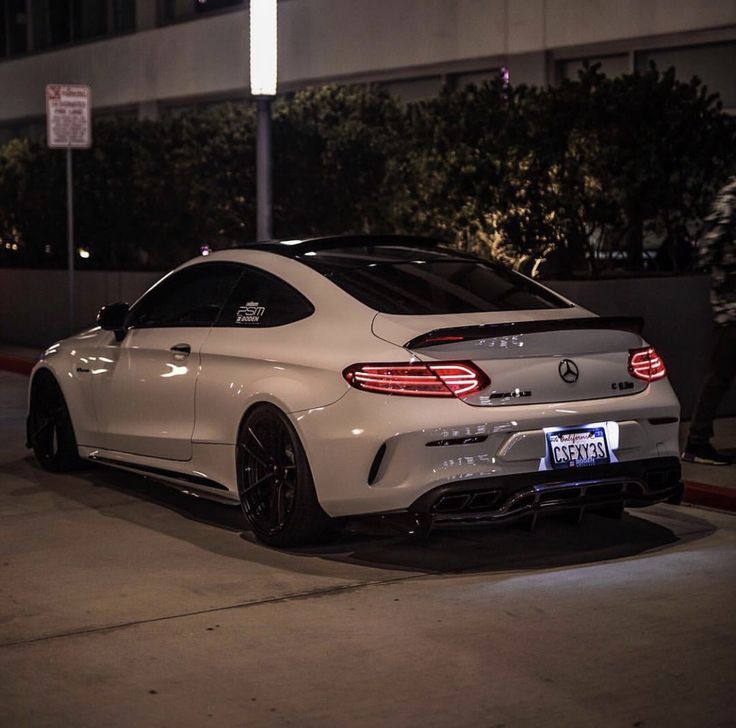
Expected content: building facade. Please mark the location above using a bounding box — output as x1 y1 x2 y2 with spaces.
1 0 735 141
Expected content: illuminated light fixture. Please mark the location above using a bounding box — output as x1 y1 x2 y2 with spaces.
250 0 277 96
78 247 90 259
628 347 667 382
200 245 211 256
343 362 489 398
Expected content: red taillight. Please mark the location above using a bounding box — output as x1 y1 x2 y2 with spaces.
343 361 489 398
628 347 667 382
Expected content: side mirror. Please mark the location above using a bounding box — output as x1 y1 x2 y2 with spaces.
97 302 129 341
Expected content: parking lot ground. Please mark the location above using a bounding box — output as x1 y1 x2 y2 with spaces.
1 370 735 727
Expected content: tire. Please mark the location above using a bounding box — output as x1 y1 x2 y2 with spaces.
28 371 84 472
236 404 332 547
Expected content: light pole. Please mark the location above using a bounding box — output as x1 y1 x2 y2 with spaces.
250 0 277 241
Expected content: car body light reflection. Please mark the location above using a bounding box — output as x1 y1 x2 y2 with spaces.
161 364 188 378
441 453 492 469
438 424 489 439
296 406 326 422
77 328 100 338
90 368 108 375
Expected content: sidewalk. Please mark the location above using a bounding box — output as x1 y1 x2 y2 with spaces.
1 342 734 510
679 418 736 510
0 343 42 376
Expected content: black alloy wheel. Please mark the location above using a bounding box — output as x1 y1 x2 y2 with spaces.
28 372 83 472
237 404 331 547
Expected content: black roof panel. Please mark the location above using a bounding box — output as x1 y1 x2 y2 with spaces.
225 234 451 256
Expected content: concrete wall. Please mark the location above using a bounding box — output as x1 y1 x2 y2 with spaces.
0 268 159 349
1 268 733 419
546 276 735 419
1 0 735 121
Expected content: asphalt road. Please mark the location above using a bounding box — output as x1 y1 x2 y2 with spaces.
1 370 735 728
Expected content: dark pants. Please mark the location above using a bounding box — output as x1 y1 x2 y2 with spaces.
689 324 736 442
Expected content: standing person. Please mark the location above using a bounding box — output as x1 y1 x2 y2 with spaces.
682 177 736 466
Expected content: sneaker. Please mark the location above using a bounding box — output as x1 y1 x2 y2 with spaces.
681 442 733 466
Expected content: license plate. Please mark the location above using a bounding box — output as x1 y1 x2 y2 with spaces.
546 427 610 470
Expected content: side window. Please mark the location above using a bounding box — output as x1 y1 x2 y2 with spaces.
216 267 314 328
128 263 244 328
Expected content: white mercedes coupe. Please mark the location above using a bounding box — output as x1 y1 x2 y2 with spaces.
27 236 683 546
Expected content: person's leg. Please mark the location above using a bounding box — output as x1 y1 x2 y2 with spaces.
684 324 736 464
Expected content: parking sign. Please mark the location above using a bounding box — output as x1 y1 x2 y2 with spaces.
46 84 91 149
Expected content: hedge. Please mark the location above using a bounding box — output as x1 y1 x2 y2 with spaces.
0 65 734 275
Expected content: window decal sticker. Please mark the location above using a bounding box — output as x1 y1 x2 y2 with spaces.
236 301 266 324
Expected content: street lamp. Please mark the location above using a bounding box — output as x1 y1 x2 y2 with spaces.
250 0 277 240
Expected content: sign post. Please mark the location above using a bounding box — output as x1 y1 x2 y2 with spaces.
46 84 91 333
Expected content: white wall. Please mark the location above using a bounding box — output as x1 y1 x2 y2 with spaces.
1 0 735 121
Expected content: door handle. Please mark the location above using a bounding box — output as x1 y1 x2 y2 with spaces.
170 343 191 355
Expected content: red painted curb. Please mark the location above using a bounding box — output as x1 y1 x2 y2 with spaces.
0 356 35 376
683 481 736 512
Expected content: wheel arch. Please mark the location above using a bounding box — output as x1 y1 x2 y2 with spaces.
234 399 318 495
26 366 61 446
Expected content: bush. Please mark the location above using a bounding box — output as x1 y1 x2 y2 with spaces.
0 69 734 274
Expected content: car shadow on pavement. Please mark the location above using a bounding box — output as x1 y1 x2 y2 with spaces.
9 456 718 576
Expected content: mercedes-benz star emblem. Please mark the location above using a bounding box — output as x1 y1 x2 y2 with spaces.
558 359 580 383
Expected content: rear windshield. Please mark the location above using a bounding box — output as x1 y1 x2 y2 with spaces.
300 247 571 315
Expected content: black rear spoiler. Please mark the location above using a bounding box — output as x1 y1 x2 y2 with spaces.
405 316 645 349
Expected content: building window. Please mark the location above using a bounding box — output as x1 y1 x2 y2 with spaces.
635 41 736 110
451 68 501 90
558 54 630 81
1 0 135 59
160 0 244 23
5 0 29 55
383 76 443 103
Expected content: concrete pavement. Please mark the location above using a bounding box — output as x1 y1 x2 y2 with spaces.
1 369 735 727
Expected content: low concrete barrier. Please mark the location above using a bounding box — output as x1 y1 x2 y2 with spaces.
546 275 733 419
0 268 732 417
0 268 160 348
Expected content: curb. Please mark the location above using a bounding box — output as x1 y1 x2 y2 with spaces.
0 356 35 377
683 481 736 513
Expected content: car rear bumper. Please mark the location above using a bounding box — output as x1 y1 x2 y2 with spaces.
405 456 682 529
293 381 681 518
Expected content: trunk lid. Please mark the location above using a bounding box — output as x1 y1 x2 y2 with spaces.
371 310 648 406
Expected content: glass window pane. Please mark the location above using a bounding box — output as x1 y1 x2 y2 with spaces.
302 247 570 315
163 0 243 22
112 0 135 32
453 68 501 89
72 0 107 40
383 76 442 103
8 0 28 55
195 0 242 13
635 41 736 109
0 3 7 57
129 263 244 328
559 54 630 80
33 0 72 49
217 267 315 328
